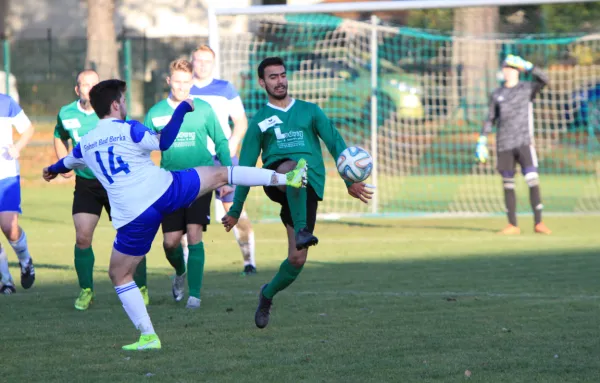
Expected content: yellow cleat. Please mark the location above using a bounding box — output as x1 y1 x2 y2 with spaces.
535 222 552 235
498 224 520 235
122 334 161 351
74 288 94 311
140 286 149 306
286 158 308 188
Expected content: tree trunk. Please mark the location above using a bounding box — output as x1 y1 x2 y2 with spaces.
86 0 119 80
452 7 500 123
0 0 8 38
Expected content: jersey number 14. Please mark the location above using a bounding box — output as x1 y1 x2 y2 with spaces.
94 146 130 184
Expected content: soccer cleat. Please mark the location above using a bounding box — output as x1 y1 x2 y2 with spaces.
20 258 35 289
498 224 520 235
122 334 161 351
172 272 186 302
186 296 201 309
242 265 257 276
140 286 150 306
295 228 319 250
255 284 273 329
0 282 16 295
286 158 308 189
535 222 552 235
74 288 94 310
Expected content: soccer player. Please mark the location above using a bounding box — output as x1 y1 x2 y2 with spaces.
221 57 373 329
190 45 257 275
0 93 35 294
142 58 232 308
475 54 552 235
43 79 307 350
54 69 119 310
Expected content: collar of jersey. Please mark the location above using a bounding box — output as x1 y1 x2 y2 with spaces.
77 100 96 115
267 98 295 113
166 97 183 110
193 77 214 89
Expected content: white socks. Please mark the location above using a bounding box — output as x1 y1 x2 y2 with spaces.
0 247 13 284
236 229 256 267
115 281 155 335
227 166 287 187
9 230 31 266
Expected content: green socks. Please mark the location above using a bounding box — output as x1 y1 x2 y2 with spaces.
263 259 304 299
74 246 95 290
187 242 205 299
133 256 147 288
165 244 186 276
286 186 307 234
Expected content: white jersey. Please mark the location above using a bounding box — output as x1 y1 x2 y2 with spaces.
0 94 31 180
64 118 173 229
189 78 245 155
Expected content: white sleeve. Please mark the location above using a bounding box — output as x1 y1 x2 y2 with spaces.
63 152 87 170
138 131 160 151
228 96 246 119
12 110 32 134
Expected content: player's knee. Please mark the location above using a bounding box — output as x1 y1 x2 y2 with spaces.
163 237 180 252
186 229 203 245
502 177 515 190
75 231 94 248
524 172 540 187
288 250 307 268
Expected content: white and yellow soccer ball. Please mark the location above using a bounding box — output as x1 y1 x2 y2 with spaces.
336 146 373 183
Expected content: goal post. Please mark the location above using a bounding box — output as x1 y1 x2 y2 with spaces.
208 0 600 220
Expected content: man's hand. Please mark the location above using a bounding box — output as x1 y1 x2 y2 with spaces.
184 98 195 112
7 145 20 160
504 54 533 72
222 214 239 232
348 182 375 204
475 135 489 164
219 185 234 198
43 167 58 182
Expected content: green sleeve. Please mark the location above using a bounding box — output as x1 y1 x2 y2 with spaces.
206 107 232 167
313 105 353 187
144 111 158 133
228 120 262 219
53 113 69 140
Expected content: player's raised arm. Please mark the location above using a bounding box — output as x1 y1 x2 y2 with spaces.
225 120 262 221
44 144 86 181
158 99 194 151
530 66 549 99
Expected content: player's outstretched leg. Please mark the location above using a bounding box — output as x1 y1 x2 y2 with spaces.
109 248 160 351
0 213 35 288
255 224 306 329
0 245 16 294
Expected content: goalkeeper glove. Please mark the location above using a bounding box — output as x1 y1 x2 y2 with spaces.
504 54 533 72
475 136 489 164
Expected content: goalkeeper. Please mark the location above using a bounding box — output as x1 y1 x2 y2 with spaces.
221 57 373 329
475 54 551 235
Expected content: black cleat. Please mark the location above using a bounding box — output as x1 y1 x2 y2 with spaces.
0 283 16 295
254 284 273 329
20 258 35 289
242 265 257 276
295 228 318 250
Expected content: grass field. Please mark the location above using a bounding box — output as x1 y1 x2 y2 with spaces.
2 185 600 382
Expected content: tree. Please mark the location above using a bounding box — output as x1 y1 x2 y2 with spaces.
0 0 8 38
86 0 119 79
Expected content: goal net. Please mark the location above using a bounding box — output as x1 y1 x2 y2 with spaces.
209 1 600 220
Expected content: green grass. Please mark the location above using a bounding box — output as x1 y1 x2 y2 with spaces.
3 185 600 382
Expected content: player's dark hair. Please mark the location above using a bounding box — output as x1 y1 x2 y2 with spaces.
89 79 126 118
258 57 286 80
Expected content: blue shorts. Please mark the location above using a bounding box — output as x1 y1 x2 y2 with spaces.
114 169 200 256
0 176 22 213
213 155 238 203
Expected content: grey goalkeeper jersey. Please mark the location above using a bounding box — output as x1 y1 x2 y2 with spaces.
481 67 549 152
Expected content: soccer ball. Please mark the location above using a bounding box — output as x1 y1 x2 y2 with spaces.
336 146 373 183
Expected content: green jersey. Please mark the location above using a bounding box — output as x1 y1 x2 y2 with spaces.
229 99 349 218
54 100 99 179
145 98 232 171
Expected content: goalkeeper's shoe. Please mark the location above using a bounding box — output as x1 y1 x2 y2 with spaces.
295 228 319 250
172 272 186 302
498 224 520 235
20 258 35 289
140 286 150 306
122 334 161 351
285 158 308 188
535 222 552 235
74 288 94 310
0 281 16 295
255 284 273 329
